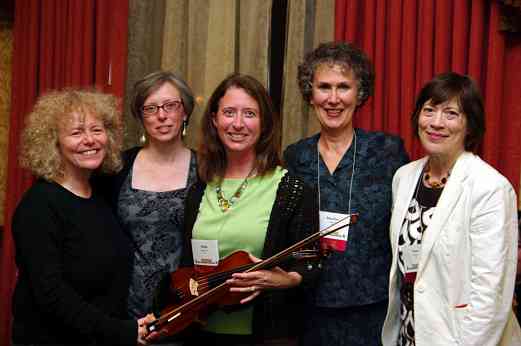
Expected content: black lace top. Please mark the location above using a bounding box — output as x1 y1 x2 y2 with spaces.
117 152 197 318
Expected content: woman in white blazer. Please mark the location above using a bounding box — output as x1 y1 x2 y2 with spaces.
381 72 521 346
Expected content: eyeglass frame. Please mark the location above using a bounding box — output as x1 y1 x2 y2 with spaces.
141 100 184 117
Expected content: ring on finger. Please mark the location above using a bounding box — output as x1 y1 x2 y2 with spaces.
251 286 256 292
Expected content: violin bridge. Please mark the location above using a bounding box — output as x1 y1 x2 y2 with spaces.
189 278 199 296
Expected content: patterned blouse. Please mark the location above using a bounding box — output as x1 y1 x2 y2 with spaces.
117 152 197 318
397 179 442 346
284 129 409 307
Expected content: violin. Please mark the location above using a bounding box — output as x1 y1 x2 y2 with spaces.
146 213 358 341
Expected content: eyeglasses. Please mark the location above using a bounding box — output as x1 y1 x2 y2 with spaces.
141 100 183 116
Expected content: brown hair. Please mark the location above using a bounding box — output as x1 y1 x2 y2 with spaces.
20 88 123 181
131 70 195 123
411 72 485 152
198 73 281 182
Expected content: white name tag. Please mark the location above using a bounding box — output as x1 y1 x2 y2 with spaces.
191 239 219 266
403 241 421 273
320 210 350 251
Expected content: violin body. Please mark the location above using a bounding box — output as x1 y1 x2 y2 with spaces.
148 249 319 341
167 250 255 309
149 250 262 340
147 213 357 341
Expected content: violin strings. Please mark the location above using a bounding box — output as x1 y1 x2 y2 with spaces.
171 263 259 301
154 218 355 328
168 268 242 300
156 255 291 326
158 276 233 324
165 250 320 305
204 264 253 284
195 252 298 285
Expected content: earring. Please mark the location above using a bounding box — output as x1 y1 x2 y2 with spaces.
139 133 146 144
182 120 187 137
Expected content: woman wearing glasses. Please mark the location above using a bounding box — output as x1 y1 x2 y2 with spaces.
97 71 198 329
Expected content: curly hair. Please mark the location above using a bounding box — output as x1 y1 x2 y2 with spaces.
297 41 375 106
198 73 282 183
20 89 123 181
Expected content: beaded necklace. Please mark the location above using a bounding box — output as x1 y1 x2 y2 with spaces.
215 169 254 212
423 162 451 189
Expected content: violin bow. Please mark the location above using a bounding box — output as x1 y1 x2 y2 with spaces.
148 213 358 334
245 212 358 272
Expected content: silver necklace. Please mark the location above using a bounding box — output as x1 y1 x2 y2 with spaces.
316 130 357 214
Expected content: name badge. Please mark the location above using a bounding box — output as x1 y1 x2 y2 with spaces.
320 210 350 252
403 241 421 273
191 239 219 266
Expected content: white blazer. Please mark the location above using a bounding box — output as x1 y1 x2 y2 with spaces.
382 152 521 346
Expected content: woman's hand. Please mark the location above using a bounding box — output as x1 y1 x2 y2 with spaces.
137 314 156 345
226 254 303 304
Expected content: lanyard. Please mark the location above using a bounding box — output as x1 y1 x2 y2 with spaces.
316 129 357 215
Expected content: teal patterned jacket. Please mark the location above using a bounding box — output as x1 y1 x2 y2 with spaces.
283 128 409 307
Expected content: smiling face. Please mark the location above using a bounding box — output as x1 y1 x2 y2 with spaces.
212 87 261 160
418 98 467 161
142 82 186 144
311 64 360 135
58 111 108 178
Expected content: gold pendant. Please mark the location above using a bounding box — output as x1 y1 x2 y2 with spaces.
221 200 230 212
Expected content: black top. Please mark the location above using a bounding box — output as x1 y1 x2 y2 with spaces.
397 178 443 346
181 172 319 340
11 180 136 345
94 146 143 213
283 129 409 307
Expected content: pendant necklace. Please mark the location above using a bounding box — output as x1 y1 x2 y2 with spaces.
215 168 254 212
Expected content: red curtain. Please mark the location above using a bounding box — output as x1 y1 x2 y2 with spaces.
335 0 521 193
0 1 129 345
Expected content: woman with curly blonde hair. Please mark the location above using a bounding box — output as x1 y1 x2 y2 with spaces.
11 89 152 345
19 89 122 180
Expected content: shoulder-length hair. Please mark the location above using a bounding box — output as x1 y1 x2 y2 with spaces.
198 73 281 182
20 89 123 181
411 72 485 152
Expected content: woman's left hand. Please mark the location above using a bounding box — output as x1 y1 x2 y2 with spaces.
137 313 158 344
226 254 303 304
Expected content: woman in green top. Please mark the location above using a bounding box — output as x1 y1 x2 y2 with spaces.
180 73 318 345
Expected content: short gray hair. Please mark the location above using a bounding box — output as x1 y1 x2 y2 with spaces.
297 41 374 107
